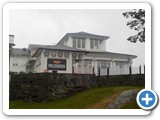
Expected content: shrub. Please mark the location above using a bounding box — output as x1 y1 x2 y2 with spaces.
19 71 25 74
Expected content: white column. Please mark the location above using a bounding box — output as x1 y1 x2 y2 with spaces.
86 38 90 50
111 60 115 75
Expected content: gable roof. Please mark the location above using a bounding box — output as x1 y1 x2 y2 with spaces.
57 31 110 45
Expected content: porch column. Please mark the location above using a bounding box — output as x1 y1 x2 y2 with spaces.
111 59 115 75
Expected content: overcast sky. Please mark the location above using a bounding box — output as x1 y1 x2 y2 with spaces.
9 9 145 67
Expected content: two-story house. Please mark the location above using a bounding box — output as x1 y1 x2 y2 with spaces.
26 31 137 75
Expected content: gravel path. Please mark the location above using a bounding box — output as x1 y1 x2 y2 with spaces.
106 89 140 109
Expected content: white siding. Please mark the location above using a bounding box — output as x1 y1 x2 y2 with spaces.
10 56 28 73
65 37 107 51
36 50 73 73
65 37 72 47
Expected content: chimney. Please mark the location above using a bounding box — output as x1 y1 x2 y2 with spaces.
9 34 15 44
9 34 15 49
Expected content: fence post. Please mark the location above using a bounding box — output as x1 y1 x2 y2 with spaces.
98 67 101 76
144 65 145 74
107 67 109 76
129 66 132 75
93 66 95 75
139 65 141 74
72 66 74 74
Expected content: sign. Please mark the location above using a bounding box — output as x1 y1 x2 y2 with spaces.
47 58 66 71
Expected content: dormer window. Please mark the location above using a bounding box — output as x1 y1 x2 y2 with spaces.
73 38 85 49
90 39 103 50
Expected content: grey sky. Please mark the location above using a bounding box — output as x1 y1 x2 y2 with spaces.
9 9 145 67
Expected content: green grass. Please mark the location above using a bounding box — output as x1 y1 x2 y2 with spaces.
10 86 143 109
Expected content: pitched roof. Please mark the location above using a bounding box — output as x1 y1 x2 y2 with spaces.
29 44 86 51
57 31 110 45
85 51 137 59
44 44 85 51
10 48 29 56
68 31 109 40
30 44 87 57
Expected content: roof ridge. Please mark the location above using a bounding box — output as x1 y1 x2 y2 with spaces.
68 31 109 38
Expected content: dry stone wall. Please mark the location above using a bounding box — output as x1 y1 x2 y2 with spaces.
9 73 144 102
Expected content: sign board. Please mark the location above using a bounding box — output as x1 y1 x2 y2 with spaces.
47 58 66 71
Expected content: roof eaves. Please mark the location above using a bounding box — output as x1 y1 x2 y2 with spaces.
86 51 137 59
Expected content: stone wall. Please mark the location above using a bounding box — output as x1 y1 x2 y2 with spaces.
96 74 145 86
9 73 144 102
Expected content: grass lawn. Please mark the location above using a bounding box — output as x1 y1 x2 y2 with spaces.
10 86 144 109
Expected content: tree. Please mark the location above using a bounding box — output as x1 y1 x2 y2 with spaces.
123 9 145 43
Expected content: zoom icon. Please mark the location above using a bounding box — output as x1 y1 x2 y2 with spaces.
137 89 158 110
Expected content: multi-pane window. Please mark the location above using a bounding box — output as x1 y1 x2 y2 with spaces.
77 39 81 48
97 61 111 69
99 40 103 48
13 63 18 66
90 40 94 49
72 38 85 49
73 38 77 48
82 39 85 48
84 60 92 68
95 40 98 49
77 60 82 67
101 61 107 69
116 62 124 68
90 39 103 50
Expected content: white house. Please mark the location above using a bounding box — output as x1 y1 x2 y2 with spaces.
9 35 29 73
10 32 137 75
10 48 29 73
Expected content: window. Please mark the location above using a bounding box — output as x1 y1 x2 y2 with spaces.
95 40 98 49
120 63 124 68
77 39 81 48
116 62 124 68
84 60 88 67
72 38 85 49
77 60 82 67
90 39 103 49
90 40 94 49
82 39 85 48
13 63 18 66
84 60 92 68
99 40 103 49
73 38 76 48
101 61 107 69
